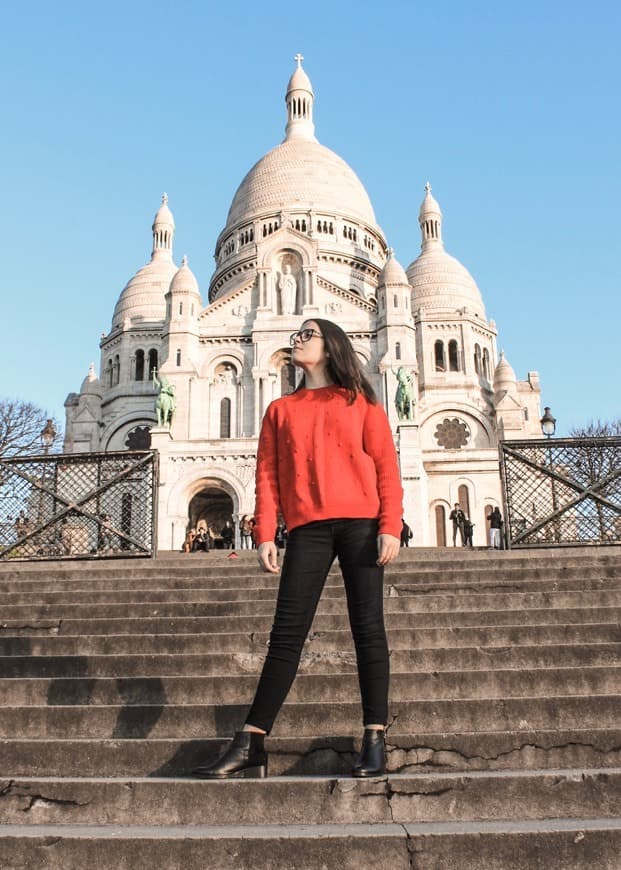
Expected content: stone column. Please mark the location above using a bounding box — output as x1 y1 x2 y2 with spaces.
397 422 429 546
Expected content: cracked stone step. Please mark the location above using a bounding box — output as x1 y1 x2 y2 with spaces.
1 623 619 655
3 729 620 777
2 606 619 636
0 695 618 739
2 667 621 706
1 769 620 826
3 590 621 620
1 819 620 870
2 568 621 596
3 642 620 678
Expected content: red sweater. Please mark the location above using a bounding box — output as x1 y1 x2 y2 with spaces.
253 385 403 545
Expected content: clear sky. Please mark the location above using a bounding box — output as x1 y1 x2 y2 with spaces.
1 0 619 436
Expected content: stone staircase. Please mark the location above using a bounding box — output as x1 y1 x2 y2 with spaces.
0 546 620 869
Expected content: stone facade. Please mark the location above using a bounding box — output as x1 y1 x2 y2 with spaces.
64 58 543 549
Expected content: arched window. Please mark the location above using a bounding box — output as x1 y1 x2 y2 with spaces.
393 294 398 308
458 484 471 518
148 349 158 378
281 363 296 396
220 398 231 438
435 505 447 547
482 348 490 379
106 359 113 388
113 355 120 386
135 349 145 381
448 339 459 372
474 344 482 375
176 349 181 367
434 340 446 372
395 342 401 360
178 302 183 315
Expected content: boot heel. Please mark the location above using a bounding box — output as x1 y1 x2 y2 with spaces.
241 763 267 779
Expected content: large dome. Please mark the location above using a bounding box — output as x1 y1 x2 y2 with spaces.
407 248 486 318
225 138 377 229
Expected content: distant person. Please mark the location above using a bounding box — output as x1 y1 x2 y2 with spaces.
449 504 466 546
221 521 234 549
487 507 504 549
192 528 208 552
240 515 253 550
463 516 475 548
400 518 413 547
183 528 196 553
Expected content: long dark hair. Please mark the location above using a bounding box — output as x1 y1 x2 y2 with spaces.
296 318 377 405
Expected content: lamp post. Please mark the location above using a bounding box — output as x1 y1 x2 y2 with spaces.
38 419 57 541
540 407 559 542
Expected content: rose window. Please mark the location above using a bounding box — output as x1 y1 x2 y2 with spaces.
434 418 470 450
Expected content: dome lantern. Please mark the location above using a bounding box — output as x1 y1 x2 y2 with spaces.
152 193 175 260
419 182 443 251
284 53 317 143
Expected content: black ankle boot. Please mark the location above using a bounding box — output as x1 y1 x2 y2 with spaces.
191 731 268 779
352 728 386 778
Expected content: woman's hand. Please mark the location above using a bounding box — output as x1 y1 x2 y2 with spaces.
376 534 400 566
257 541 280 574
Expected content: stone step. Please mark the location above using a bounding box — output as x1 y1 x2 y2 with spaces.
0 695 618 738
4 728 620 777
1 818 620 870
1 769 620 826
3 579 621 606
4 588 621 618
2 622 619 655
2 667 620 707
3 564 621 595
2 604 620 634
3 642 619 678
1 575 618 604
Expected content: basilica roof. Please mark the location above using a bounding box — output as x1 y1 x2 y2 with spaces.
222 57 378 233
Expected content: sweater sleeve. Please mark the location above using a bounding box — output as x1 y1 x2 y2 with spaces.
253 403 280 545
362 401 403 538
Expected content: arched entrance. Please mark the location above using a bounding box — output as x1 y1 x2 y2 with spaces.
188 486 235 548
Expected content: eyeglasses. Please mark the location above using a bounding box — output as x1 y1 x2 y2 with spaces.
289 328 324 346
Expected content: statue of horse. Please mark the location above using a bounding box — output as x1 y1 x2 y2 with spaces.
153 372 176 427
395 367 415 422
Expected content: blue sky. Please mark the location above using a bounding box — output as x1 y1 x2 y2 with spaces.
1 0 619 435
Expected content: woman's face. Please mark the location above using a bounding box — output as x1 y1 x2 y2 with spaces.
291 320 328 371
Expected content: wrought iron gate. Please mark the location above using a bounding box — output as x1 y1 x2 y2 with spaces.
499 437 621 548
0 450 158 561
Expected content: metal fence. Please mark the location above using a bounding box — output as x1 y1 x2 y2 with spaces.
499 437 621 548
0 450 158 561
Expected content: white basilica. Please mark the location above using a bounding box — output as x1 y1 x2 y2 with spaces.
64 58 543 549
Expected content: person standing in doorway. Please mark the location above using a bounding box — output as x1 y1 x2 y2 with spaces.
449 504 466 546
192 318 403 780
487 507 504 549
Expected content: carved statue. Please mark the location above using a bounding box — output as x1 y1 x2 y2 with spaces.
394 366 415 422
279 265 297 315
153 371 176 427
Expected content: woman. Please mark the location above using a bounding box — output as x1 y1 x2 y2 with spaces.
192 319 403 779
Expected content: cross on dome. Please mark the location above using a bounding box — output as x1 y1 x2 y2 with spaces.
162 192 168 205
182 254 188 267
424 182 432 195
294 53 304 67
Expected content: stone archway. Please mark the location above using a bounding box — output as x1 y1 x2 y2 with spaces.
188 486 235 548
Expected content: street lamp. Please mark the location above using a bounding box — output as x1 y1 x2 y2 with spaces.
540 406 559 542
40 419 56 454
540 407 556 438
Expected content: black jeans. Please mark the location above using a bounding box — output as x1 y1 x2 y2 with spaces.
245 518 389 733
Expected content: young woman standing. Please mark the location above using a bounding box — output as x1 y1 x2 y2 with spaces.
192 319 403 779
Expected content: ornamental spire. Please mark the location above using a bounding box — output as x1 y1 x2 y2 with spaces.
418 182 443 252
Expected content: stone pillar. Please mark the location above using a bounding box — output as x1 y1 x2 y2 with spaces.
397 423 429 546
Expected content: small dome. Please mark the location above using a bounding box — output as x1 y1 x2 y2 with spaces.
379 249 408 286
287 65 313 95
419 182 442 221
112 257 178 327
407 248 486 317
170 255 200 294
80 362 101 396
494 351 517 393
153 193 175 229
